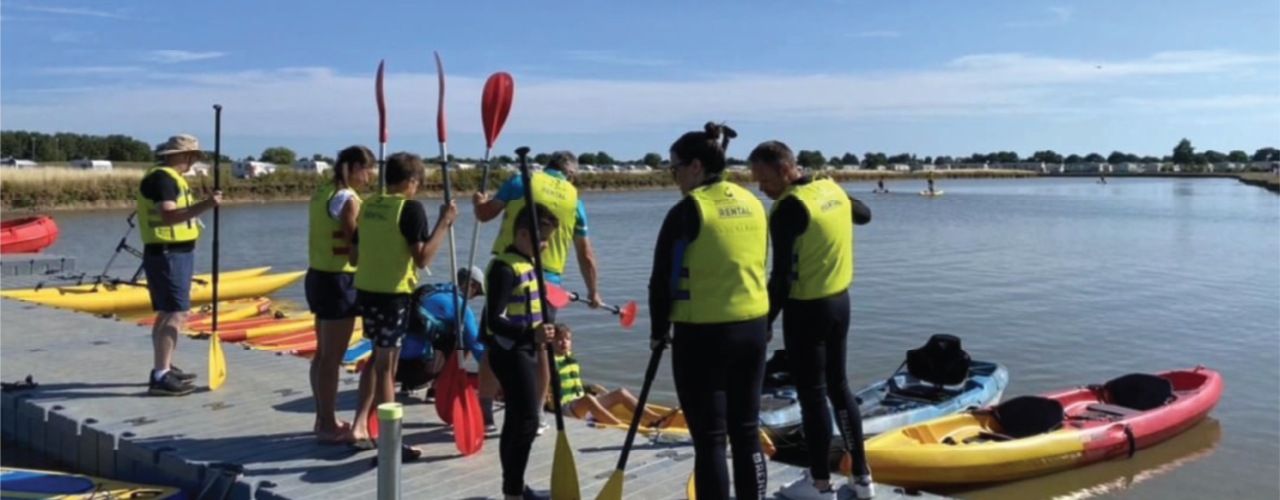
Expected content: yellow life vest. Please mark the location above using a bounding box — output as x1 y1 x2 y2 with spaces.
554 352 586 406
772 178 853 300
308 180 361 273
484 251 544 337
354 194 416 294
670 180 769 323
136 167 200 244
490 171 578 274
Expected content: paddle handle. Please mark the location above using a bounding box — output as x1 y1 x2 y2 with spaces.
462 147 493 280
212 104 222 331
617 345 665 470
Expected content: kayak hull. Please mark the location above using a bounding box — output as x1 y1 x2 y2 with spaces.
3 266 273 299
763 360 1008 466
863 366 1222 487
0 466 186 499
5 270 304 315
0 215 58 254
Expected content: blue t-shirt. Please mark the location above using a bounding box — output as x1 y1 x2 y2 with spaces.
495 170 586 283
400 283 483 360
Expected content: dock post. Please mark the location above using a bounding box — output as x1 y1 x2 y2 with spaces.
377 402 403 500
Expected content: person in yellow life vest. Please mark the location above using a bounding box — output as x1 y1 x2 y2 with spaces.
139 134 221 397
549 324 663 427
472 150 603 435
305 145 375 443
648 121 769 500
345 152 457 458
481 204 559 500
749 140 874 500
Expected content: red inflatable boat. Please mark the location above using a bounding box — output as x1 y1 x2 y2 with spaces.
0 215 59 254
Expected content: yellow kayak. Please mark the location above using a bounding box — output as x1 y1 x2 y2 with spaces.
1 266 272 298
5 270 304 315
1 467 184 499
580 387 776 456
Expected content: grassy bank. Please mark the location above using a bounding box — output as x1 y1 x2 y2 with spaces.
1 167 1037 211
1237 172 1280 193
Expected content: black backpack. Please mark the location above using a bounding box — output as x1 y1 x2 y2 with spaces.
906 334 971 387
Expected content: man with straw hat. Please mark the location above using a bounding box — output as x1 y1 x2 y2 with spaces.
138 133 221 396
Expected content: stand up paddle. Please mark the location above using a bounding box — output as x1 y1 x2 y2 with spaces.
208 104 226 390
594 344 665 500
516 146 581 500
367 59 387 440
435 51 484 456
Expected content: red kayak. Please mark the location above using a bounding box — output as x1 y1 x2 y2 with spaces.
0 216 58 254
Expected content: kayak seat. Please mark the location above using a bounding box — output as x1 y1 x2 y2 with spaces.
992 396 1065 439
1104 373 1174 412
906 334 971 387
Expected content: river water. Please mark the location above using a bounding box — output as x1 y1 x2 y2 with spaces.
24 177 1280 499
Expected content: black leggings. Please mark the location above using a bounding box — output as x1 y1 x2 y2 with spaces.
488 346 540 496
673 318 768 500
782 292 868 480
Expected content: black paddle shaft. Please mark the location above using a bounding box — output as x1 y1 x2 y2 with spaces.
617 345 666 470
515 146 567 430
212 104 222 331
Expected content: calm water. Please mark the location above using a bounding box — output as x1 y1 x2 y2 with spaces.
27 177 1280 499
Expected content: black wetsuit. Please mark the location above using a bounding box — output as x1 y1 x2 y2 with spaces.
649 177 769 500
766 176 872 480
482 247 543 496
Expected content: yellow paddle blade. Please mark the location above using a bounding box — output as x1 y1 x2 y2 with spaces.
551 430 580 500
685 469 696 500
592 470 623 500
839 451 852 476
208 336 227 390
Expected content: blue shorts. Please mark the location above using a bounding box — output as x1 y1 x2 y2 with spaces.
143 250 195 313
305 269 358 320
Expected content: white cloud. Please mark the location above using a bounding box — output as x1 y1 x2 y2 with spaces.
851 30 900 38
3 51 1276 143
1006 5 1075 28
1048 6 1074 23
38 66 144 75
145 50 227 64
4 4 125 19
563 51 674 67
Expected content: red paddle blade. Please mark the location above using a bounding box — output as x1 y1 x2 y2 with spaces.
544 283 570 309
481 72 515 149
619 300 638 329
375 60 386 143
434 51 447 144
453 378 484 455
435 352 459 424
368 409 379 440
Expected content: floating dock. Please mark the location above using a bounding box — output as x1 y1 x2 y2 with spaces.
0 292 955 499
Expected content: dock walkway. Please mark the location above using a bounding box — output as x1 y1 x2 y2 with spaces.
1 292 951 500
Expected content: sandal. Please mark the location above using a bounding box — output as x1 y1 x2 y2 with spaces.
349 438 376 451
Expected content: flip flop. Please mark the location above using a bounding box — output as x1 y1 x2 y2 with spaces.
349 438 376 451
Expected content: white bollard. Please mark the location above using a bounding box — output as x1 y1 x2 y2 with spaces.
377 402 403 500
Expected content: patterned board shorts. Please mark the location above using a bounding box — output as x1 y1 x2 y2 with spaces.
357 291 411 349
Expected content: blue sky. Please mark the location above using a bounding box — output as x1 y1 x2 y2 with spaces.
2 0 1278 161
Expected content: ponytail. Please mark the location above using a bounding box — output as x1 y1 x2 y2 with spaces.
333 145 375 189
670 121 738 178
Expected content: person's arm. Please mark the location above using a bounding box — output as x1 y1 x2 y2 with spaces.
403 201 457 269
848 195 871 225
338 195 361 264
572 200 602 308
484 260 534 342
474 175 520 222
145 174 219 225
648 198 699 348
461 304 483 357
766 197 805 330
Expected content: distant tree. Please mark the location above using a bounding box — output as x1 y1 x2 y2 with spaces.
1193 153 1209 166
494 154 515 165
1203 150 1227 164
260 147 296 165
595 151 615 165
887 153 912 165
1253 147 1278 162
796 150 826 168
533 153 549 165
863 152 888 167
1031 150 1064 163
1140 156 1160 163
828 155 843 168
1106 151 1128 164
244 155 256 162
726 157 746 166
577 152 598 166
935 155 954 165
1227 150 1250 163
1172 138 1195 165
841 152 860 166
922 156 934 165
1065 154 1083 164
1084 153 1105 163
642 152 663 167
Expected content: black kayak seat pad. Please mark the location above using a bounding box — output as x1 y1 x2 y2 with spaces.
992 395 1065 439
1104 373 1174 411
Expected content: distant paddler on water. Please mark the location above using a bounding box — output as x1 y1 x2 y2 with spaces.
138 133 222 397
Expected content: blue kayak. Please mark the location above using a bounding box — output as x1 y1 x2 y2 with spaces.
760 360 1009 462
1 467 186 499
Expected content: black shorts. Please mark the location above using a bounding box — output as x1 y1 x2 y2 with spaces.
305 269 358 320
357 290 411 349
